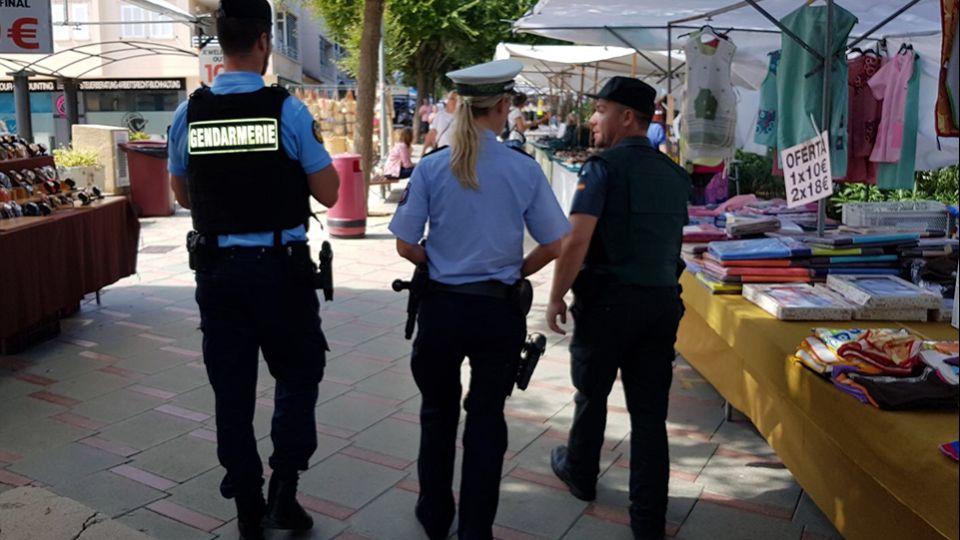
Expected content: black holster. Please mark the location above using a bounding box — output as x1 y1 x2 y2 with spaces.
186 231 218 272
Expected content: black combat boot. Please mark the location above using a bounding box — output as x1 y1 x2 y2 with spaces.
235 491 266 540
261 472 314 531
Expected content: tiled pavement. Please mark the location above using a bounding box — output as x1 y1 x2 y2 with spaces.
0 193 844 540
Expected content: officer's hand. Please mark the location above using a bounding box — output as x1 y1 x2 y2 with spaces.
547 297 568 335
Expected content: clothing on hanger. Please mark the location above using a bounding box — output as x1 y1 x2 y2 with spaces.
875 52 922 190
680 30 738 167
755 50 781 148
776 3 858 179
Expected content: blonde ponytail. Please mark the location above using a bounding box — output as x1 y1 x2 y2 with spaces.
450 93 506 190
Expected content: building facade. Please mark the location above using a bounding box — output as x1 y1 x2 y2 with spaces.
0 0 349 146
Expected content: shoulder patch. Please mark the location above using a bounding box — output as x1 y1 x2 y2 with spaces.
312 120 324 145
398 185 410 206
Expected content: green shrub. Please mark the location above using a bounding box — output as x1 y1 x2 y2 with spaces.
826 165 958 219
53 146 101 168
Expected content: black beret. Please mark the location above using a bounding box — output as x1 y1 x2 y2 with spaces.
218 0 271 23
587 76 657 118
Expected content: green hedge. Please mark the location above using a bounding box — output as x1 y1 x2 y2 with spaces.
732 151 958 219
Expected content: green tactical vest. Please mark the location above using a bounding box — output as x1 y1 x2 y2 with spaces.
583 143 691 287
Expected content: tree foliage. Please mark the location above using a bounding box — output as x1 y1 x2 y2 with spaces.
307 0 547 93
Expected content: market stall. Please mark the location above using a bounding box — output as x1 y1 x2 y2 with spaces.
513 3 960 539
1 137 139 353
677 270 958 540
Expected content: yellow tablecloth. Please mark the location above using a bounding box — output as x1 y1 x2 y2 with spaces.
676 272 959 540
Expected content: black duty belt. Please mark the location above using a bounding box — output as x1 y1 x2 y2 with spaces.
218 241 310 260
429 279 513 300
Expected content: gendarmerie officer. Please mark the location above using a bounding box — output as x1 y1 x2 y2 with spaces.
168 1 340 538
546 77 691 540
389 59 570 540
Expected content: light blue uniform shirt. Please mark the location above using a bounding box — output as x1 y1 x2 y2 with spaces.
168 71 332 247
389 130 570 285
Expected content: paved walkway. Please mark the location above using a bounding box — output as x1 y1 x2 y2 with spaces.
0 193 843 540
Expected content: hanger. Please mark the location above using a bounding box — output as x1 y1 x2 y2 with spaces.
698 24 730 41
898 42 914 55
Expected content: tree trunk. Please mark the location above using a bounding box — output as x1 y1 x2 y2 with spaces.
412 67 427 143
354 0 386 203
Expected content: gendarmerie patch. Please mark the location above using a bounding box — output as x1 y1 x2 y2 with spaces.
188 118 279 155
312 120 325 145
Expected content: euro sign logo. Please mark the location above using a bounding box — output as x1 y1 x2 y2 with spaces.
7 18 40 50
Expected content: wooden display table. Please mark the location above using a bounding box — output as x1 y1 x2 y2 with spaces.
676 271 958 540
0 197 140 353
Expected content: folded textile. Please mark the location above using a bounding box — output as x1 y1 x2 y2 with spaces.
814 328 868 351
703 261 812 277
708 237 811 261
688 194 759 217
696 272 742 294
921 349 960 385
806 233 921 247
832 364 878 406
826 275 943 310
683 224 728 243
815 268 901 276
702 252 801 267
941 441 960 461
836 328 922 373
846 367 960 410
724 214 781 237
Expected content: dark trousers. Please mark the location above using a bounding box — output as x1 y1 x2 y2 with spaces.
411 290 525 540
195 247 328 499
565 287 681 537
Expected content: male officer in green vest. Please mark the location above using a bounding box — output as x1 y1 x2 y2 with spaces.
546 76 691 540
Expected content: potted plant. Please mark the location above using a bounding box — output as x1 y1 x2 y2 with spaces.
53 146 105 191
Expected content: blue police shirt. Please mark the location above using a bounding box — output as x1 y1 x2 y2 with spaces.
570 136 651 217
646 123 666 149
389 129 570 285
168 71 332 247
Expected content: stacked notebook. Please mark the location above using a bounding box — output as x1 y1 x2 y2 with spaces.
825 275 943 322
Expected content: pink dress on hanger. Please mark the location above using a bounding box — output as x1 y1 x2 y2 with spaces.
868 53 914 163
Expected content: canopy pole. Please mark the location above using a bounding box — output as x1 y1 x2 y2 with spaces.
577 65 585 141
742 0 824 62
846 0 922 50
817 0 833 238
604 26 669 76
9 71 34 142
631 53 637 77
667 25 673 99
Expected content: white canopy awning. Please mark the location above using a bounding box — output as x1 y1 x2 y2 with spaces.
494 43 683 95
512 0 958 170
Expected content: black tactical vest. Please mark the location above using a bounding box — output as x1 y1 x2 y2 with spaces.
186 86 310 235
583 143 691 287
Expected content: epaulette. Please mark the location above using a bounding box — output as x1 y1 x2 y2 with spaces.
421 145 450 159
507 145 535 160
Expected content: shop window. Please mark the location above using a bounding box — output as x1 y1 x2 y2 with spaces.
121 5 147 38
275 11 299 60
120 3 174 39
52 2 90 41
148 11 175 39
83 91 179 113
72 3 90 40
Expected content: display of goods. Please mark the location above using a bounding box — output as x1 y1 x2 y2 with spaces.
553 149 595 165
743 283 855 320
825 275 942 310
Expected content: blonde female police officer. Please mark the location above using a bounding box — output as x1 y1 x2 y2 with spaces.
390 59 570 540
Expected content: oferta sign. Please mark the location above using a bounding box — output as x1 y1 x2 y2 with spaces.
0 0 53 54
188 118 279 155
